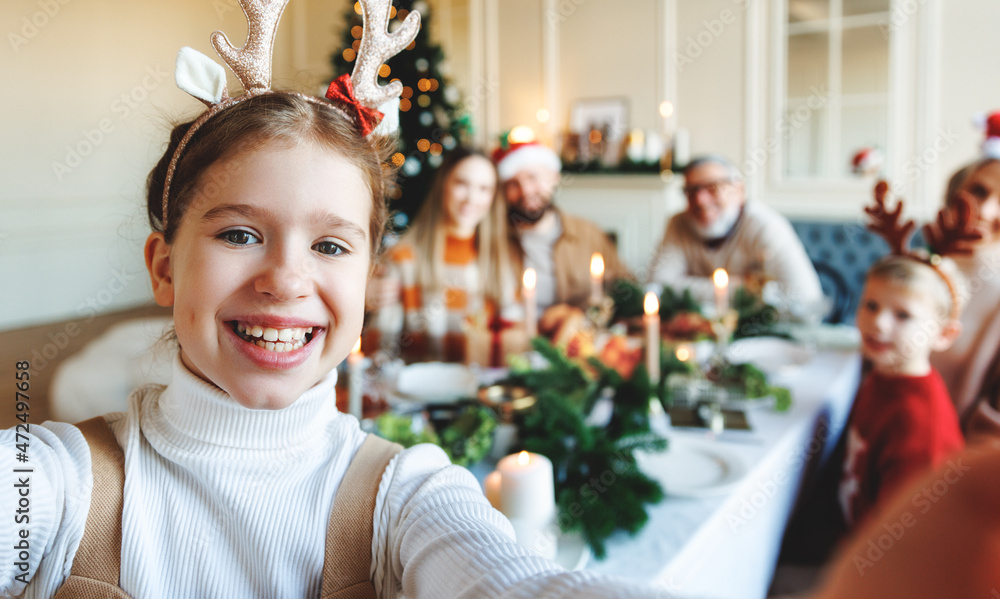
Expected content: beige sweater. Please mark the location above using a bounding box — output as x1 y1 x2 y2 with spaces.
931 243 1000 418
646 201 823 311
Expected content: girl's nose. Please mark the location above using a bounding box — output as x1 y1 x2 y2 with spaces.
254 248 310 300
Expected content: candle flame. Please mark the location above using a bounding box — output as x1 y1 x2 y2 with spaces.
676 345 691 362
517 451 530 466
644 291 659 315
523 267 536 290
590 253 605 278
351 337 362 354
713 268 729 289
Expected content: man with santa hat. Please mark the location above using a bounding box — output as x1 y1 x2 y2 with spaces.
494 141 631 312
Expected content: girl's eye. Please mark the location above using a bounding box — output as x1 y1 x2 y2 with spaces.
895 310 911 320
313 240 346 256
864 300 878 312
220 229 260 245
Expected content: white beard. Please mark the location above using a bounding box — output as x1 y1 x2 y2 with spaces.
690 203 743 239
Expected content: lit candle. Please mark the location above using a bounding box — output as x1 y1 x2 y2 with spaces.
673 126 690 168
347 337 364 420
713 268 729 316
484 470 502 510
644 292 660 384
590 253 605 305
494 451 557 559
523 267 537 338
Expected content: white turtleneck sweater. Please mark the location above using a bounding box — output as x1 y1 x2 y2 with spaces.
1 356 664 599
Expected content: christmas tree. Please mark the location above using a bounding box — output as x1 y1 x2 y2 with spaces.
331 0 471 223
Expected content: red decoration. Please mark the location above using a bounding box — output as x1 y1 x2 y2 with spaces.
486 314 515 368
325 74 383 136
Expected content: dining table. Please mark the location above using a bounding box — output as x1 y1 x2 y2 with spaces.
583 344 862 599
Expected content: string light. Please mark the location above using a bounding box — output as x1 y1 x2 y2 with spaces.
352 40 361 52
418 78 430 92
399 99 411 111
417 94 431 107
378 64 391 78
401 86 413 99
389 6 397 18
429 79 439 91
406 40 416 51
430 143 443 156
353 2 362 15
391 153 405 166
536 108 550 123
417 139 431 152
351 25 363 39
342 48 356 61
659 101 674 119
589 130 603 144
508 125 536 144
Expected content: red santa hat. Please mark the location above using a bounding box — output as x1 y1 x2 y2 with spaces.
974 110 1000 158
492 142 562 181
850 147 884 175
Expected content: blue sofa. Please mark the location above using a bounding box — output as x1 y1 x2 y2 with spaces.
790 221 926 325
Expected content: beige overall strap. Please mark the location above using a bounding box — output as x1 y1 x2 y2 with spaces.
53 417 130 599
321 434 403 599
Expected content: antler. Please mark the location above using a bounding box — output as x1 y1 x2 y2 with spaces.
922 195 983 257
352 0 421 108
865 180 916 255
211 0 291 92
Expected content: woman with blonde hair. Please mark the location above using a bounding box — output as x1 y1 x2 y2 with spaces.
931 157 1000 440
369 147 521 362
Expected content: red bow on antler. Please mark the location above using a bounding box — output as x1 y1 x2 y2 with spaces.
325 74 384 136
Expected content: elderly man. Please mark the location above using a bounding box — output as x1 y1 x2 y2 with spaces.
647 154 822 313
495 141 630 311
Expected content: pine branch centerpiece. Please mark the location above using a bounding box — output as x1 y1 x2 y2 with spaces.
505 338 668 559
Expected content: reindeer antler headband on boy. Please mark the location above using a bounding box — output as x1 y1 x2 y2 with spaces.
865 180 982 319
161 0 421 229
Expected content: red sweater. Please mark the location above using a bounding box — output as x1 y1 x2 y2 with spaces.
839 368 964 528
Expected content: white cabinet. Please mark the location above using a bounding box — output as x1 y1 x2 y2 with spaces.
554 173 685 279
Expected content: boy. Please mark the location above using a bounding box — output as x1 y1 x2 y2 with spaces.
839 254 966 528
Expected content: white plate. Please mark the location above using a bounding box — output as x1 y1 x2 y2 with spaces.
724 337 813 376
393 362 479 403
636 436 747 497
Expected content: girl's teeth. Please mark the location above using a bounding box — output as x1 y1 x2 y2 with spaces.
235 323 311 352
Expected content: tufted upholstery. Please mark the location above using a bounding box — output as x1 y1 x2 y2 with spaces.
790 221 926 324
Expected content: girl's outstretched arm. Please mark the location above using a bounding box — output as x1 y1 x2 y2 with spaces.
0 421 94 598
372 444 673 599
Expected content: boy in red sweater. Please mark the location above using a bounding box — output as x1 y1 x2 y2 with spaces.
839 254 966 528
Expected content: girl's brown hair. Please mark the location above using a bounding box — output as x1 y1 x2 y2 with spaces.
399 147 515 305
145 92 397 259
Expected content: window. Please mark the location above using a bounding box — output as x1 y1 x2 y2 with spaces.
782 0 892 179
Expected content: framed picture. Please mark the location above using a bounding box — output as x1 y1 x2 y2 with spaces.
569 97 629 165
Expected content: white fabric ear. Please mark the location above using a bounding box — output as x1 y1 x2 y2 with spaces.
175 46 227 105
372 97 400 136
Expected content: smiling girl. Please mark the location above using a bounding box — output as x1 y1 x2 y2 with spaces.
0 1 667 596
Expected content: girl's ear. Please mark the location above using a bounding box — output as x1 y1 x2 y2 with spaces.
145 232 175 307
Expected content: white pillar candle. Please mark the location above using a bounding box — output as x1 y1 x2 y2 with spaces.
590 253 605 306
644 292 660 384
496 451 557 560
523 267 537 338
713 268 729 317
347 337 364 420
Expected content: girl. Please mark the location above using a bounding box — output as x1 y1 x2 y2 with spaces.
0 5 660 597
368 148 523 364
932 157 1000 438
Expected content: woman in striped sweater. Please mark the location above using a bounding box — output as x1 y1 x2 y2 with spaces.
370 148 523 363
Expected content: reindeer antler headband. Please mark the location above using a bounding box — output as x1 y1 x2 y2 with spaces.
865 180 982 318
161 0 421 229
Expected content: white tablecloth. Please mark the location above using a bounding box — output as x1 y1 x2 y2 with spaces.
587 349 861 599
